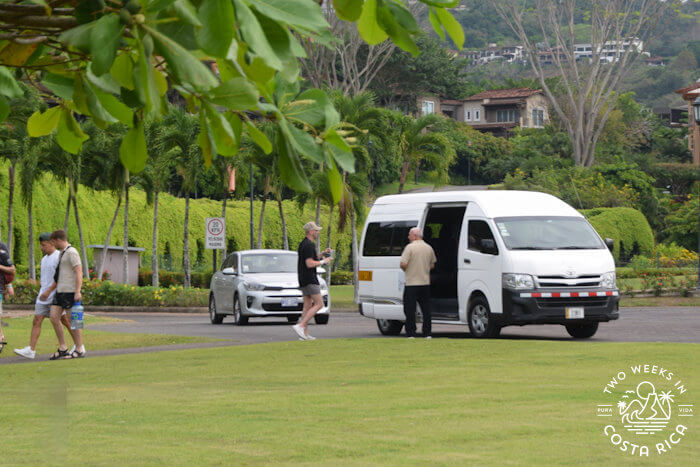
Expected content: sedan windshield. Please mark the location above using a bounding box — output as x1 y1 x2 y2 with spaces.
241 254 297 274
494 216 604 250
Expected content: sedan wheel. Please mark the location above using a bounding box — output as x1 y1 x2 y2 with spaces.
233 295 248 325
209 295 223 324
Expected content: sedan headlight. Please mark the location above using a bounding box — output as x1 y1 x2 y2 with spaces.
601 271 616 289
502 273 535 290
243 280 265 291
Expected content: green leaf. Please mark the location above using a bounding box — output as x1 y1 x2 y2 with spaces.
385 0 419 34
197 0 235 57
87 64 121 94
90 14 124 75
277 128 311 192
0 95 8 122
326 161 343 204
146 26 219 91
58 22 96 53
110 53 134 90
281 120 323 163
434 7 464 50
358 0 388 45
42 73 74 100
207 77 259 110
94 88 134 126
197 111 216 167
233 0 283 70
27 106 61 137
78 77 118 124
376 3 419 56
154 68 168 96
226 112 242 148
245 120 272 154
297 89 339 128
333 0 363 21
0 66 23 98
204 102 238 156
147 0 178 12
56 108 89 154
171 0 202 27
250 0 328 31
327 140 355 173
134 35 164 116
428 8 444 41
119 120 148 173
421 0 459 7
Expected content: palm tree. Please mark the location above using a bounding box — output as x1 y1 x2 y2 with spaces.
157 109 201 288
393 113 455 194
18 141 47 280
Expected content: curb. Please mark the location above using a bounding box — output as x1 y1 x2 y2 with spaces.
2 305 359 314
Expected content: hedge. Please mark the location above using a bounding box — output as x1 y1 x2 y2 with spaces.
582 207 654 263
138 270 213 288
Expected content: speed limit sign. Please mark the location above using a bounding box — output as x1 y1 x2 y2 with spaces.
205 217 225 249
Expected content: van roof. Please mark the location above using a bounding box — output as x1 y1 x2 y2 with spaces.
373 190 582 218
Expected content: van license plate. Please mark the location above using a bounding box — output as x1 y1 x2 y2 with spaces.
566 307 584 319
281 298 298 307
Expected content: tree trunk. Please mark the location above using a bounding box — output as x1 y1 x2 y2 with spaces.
69 179 90 279
183 193 191 288
256 176 269 249
151 189 159 287
277 195 289 250
351 207 359 305
6 162 15 255
315 197 321 250
221 194 227 258
27 200 35 280
64 191 70 231
97 194 121 282
398 160 410 194
326 204 333 286
123 179 129 285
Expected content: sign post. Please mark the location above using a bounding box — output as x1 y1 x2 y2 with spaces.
205 217 225 273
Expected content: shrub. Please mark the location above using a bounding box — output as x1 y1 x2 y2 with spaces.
331 270 354 285
616 267 695 279
582 207 654 263
138 269 213 288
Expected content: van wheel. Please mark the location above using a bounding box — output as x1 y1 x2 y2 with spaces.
233 295 248 325
209 295 223 324
314 314 329 325
377 319 403 336
565 322 598 339
468 297 500 338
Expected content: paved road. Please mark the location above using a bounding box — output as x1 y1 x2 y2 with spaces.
89 306 700 343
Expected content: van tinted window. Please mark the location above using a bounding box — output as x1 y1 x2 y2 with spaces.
468 220 498 254
363 221 418 256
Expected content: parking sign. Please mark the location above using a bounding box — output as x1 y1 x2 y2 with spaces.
205 217 225 249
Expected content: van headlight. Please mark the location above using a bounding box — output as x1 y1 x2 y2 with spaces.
601 272 616 289
502 273 534 290
243 280 265 291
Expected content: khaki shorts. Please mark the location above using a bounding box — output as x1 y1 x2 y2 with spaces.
300 284 321 296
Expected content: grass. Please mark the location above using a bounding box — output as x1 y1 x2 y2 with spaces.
372 180 434 198
1 339 697 464
0 314 219 359
330 284 355 309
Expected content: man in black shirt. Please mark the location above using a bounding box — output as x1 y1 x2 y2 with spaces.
293 222 331 341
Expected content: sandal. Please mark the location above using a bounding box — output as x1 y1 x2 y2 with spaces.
64 350 86 359
49 348 69 360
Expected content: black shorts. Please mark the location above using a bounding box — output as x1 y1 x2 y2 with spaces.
53 292 75 310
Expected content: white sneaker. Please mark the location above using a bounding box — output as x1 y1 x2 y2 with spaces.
14 346 36 359
305 334 317 341
425 336 432 340
292 324 307 340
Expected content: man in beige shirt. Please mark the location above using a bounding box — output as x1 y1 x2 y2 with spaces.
400 227 437 338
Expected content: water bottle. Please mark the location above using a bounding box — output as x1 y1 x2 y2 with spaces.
71 301 84 330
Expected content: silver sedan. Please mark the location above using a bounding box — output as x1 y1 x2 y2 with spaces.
208 249 330 325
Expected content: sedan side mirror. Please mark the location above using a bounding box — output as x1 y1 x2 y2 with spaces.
604 238 614 252
222 267 236 275
480 238 498 255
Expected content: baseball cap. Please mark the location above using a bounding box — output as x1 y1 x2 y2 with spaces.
39 232 52 242
303 222 322 232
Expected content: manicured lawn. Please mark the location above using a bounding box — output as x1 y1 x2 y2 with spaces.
0 314 219 359
620 296 700 307
330 284 355 309
1 339 697 464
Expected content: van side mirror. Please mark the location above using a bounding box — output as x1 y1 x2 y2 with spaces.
222 267 236 275
604 238 614 252
480 238 498 255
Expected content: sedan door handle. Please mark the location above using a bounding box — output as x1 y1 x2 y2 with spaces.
463 258 471 264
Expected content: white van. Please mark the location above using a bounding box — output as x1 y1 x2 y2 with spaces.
357 190 619 338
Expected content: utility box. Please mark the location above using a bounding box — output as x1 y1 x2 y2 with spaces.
89 245 145 285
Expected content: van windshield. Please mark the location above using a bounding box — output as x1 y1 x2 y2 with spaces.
494 216 604 250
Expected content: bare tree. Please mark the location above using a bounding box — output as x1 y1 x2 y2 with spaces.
300 3 423 96
491 0 674 166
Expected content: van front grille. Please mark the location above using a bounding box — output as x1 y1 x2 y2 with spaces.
536 275 601 288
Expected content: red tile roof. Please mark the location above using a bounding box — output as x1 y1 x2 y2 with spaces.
465 88 542 101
